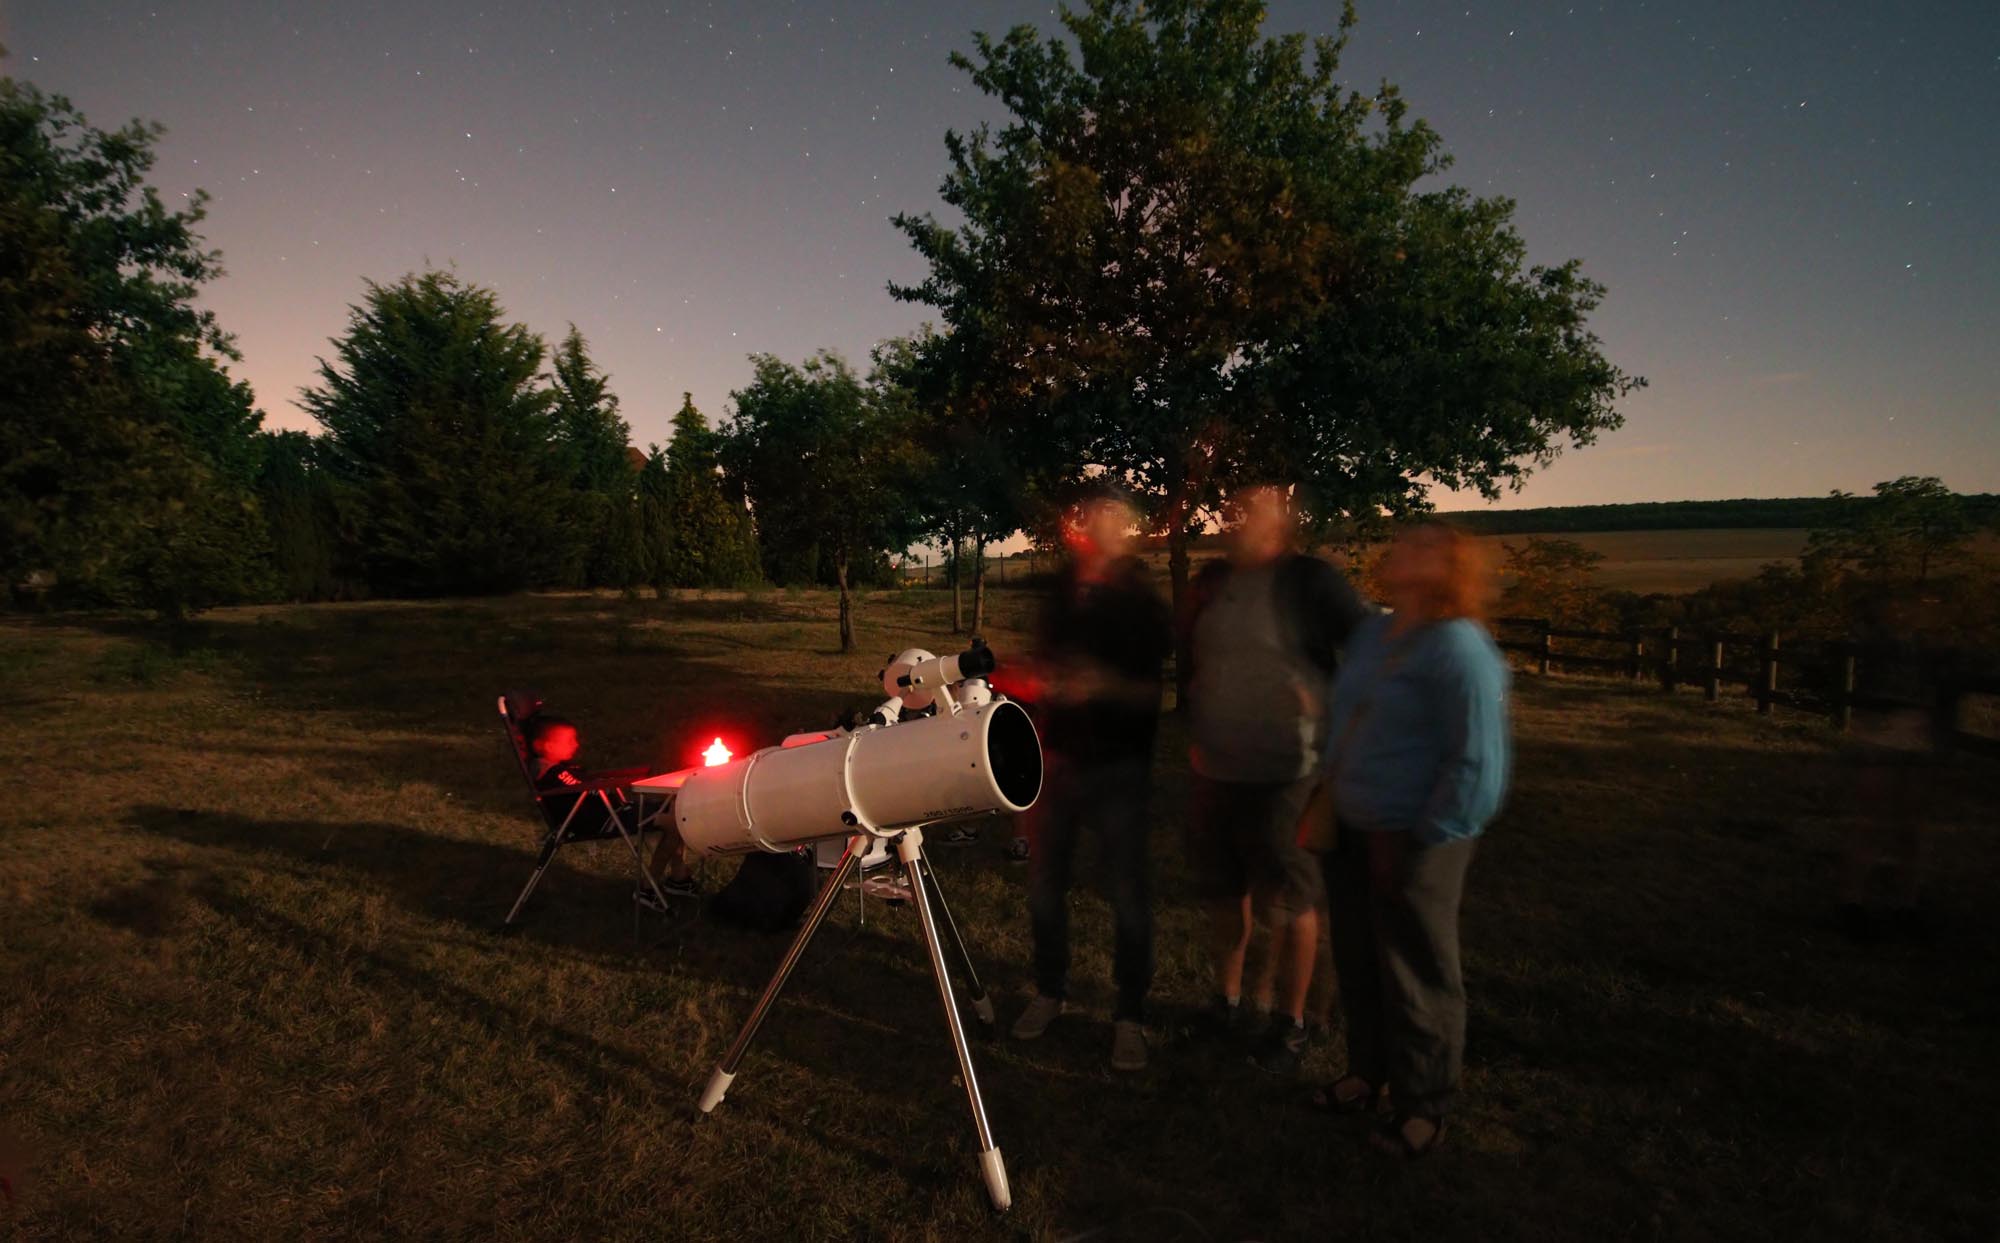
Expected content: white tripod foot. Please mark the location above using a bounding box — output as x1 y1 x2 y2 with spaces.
698 1068 735 1114
972 995 996 1026
980 1147 1011 1213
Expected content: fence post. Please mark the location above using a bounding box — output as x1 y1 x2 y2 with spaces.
1660 625 1680 692
1538 623 1553 677
1757 631 1780 715
1836 644 1856 732
1706 636 1723 702
1627 630 1644 681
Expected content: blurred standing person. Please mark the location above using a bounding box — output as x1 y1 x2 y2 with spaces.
1011 488 1173 1072
1184 484 1370 1073
1320 522 1509 1159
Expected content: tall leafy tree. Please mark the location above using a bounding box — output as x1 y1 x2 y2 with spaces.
1806 476 1975 588
658 393 759 588
722 353 923 650
873 331 1024 634
0 77 268 615
302 270 569 596
892 0 1640 657
548 325 638 586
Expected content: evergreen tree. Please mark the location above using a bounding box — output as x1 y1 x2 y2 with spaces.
255 430 341 601
659 394 760 587
302 271 570 596
549 325 638 587
636 446 675 595
0 77 269 615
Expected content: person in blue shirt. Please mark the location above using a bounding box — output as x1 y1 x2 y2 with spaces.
1318 522 1511 1159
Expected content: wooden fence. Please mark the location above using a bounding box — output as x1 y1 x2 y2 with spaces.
1491 617 2000 761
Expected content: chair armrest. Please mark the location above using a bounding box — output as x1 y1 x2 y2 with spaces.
536 776 638 799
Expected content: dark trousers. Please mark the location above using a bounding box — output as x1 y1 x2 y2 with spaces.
1027 752 1154 1021
1325 828 1476 1119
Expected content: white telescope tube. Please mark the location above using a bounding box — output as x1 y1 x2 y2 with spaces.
674 698 1042 857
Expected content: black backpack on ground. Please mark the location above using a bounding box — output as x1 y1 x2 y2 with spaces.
708 849 818 933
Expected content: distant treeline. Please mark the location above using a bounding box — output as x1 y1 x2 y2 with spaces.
1439 495 2000 536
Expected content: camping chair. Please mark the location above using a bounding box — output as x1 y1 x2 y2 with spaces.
498 693 673 925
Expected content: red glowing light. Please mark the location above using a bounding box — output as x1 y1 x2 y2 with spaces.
702 737 733 767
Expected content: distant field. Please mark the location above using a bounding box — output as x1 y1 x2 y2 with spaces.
3 590 1997 1240
956 528 1814 596
1478 527 1809 594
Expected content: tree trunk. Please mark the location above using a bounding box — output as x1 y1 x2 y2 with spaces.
950 533 964 633
836 554 854 653
1168 521 1193 711
971 532 988 635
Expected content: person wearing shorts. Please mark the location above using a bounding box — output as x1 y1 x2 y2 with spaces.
1182 484 1370 1073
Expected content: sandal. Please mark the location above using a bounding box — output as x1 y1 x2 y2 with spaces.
1308 1074 1379 1115
1368 1112 1446 1160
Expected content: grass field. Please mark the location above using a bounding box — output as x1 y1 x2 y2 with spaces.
3 590 1997 1241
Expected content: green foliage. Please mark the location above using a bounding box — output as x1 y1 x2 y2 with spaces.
1500 537 1610 627
1805 476 1975 588
636 446 674 594
0 77 269 617
302 270 572 596
892 0 1640 603
1443 494 2000 535
255 431 343 602
656 394 761 589
548 325 642 588
721 353 924 648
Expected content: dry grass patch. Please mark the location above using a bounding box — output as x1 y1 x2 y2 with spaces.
2 590 1995 1240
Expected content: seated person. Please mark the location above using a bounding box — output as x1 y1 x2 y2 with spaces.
524 714 697 909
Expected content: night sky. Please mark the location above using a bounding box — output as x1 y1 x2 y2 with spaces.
9 1 1997 509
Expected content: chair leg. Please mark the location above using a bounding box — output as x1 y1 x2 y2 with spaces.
507 831 563 925
607 792 672 912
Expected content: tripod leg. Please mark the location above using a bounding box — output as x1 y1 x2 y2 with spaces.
698 837 861 1113
898 836 1011 1213
915 855 996 1027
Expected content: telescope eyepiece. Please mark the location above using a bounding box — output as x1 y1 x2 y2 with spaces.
955 642 998 679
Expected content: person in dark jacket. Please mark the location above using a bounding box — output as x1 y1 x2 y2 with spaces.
1010 488 1173 1073
1181 483 1371 1074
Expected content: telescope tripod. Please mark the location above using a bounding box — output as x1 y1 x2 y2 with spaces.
696 828 1011 1212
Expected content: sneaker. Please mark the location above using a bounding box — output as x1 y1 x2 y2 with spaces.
1200 995 1252 1046
934 824 979 847
1111 1019 1148 1072
1249 1016 1309 1076
1011 994 1066 1041
1004 836 1031 863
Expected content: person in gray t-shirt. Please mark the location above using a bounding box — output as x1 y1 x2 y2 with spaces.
1181 484 1370 1074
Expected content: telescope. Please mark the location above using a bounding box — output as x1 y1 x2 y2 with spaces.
631 641 1041 1213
